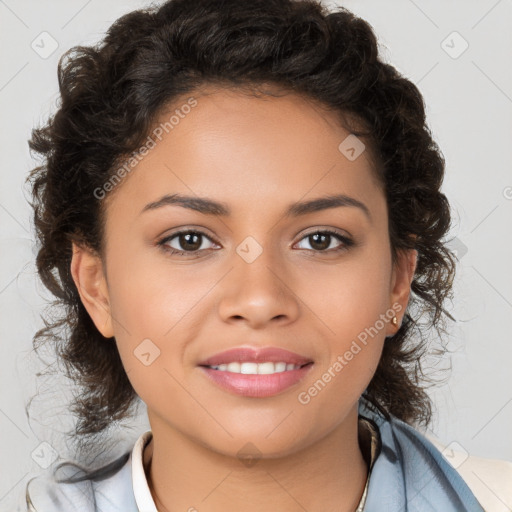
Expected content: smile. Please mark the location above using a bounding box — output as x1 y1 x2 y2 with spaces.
207 362 303 374
198 346 314 398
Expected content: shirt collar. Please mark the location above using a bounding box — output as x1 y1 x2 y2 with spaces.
131 430 157 512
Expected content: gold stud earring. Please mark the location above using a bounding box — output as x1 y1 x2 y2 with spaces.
392 316 398 326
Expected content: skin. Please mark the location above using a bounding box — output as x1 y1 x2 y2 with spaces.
70 86 417 512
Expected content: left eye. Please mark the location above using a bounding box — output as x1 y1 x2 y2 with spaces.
294 230 353 252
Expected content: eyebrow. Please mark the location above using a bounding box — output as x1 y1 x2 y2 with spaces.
140 193 372 222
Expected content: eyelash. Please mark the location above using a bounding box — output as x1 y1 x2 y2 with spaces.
157 229 355 257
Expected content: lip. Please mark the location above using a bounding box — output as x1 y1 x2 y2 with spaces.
198 347 313 367
198 347 314 398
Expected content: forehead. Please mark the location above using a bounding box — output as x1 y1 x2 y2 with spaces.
103 86 385 223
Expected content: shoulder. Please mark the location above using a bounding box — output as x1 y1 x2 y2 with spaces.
24 449 137 512
425 431 512 511
360 407 487 511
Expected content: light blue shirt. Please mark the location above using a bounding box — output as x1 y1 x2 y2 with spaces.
23 402 485 511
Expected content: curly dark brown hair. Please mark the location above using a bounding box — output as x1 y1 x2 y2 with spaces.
26 0 456 453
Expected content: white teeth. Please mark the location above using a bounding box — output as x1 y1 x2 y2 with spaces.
227 362 241 373
274 362 286 373
209 362 302 374
257 362 276 374
241 362 258 374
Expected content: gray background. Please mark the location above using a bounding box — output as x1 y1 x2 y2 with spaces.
1 1 511 510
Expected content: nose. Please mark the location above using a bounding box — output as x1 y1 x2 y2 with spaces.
217 246 300 330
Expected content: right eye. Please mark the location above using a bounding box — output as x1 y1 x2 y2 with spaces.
157 230 220 257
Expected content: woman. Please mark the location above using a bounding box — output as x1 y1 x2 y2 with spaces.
24 0 485 510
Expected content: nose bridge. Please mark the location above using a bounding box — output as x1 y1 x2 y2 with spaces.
217 235 299 327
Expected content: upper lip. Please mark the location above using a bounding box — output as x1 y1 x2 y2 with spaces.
198 347 313 367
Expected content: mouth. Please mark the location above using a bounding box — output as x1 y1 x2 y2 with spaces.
205 361 311 374
197 346 314 398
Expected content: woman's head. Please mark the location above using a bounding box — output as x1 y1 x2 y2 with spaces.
27 0 455 452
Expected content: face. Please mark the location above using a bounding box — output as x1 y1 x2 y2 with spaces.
71 86 416 458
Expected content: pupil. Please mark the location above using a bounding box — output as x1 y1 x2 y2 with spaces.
311 233 329 251
181 233 201 251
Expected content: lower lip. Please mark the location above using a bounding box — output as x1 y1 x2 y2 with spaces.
199 364 314 398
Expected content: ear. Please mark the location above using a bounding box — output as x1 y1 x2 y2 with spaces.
387 246 418 337
70 241 114 339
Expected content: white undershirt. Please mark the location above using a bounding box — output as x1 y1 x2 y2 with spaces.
131 431 158 512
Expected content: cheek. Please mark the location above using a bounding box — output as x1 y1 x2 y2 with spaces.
296 249 392 347
292 249 391 398
104 246 223 401
295 306 387 432
106 240 210 339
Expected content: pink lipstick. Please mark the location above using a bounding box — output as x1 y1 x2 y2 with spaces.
198 347 314 398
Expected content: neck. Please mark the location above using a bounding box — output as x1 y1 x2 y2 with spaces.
144 405 368 512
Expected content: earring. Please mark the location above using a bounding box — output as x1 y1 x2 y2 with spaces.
385 316 399 340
